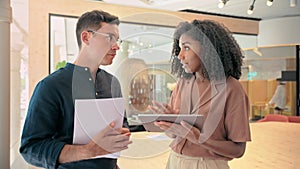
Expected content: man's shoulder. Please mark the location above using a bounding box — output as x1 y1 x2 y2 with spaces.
41 67 71 85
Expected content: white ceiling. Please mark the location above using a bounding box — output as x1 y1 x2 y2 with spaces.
103 0 300 20
100 0 299 63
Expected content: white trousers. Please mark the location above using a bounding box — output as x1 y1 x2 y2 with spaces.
166 151 230 169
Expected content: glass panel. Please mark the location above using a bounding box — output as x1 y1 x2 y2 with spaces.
50 15 78 73
50 15 298 123
49 16 178 125
114 23 177 125
242 46 297 120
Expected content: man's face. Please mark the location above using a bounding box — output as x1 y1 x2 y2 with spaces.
87 23 121 66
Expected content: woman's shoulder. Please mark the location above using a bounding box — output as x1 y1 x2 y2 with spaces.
226 76 245 91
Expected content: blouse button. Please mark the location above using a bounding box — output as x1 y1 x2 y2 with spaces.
89 78 92 81
85 68 88 71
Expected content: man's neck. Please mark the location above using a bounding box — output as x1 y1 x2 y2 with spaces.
74 56 100 82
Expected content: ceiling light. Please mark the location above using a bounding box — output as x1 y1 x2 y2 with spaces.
247 5 254 15
266 0 273 6
218 0 228 9
290 0 297 7
247 0 256 15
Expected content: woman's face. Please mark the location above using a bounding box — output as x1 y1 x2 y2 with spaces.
177 33 202 74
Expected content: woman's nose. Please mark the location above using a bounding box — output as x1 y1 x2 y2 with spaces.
177 50 184 60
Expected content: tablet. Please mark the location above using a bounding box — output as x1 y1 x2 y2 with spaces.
137 114 203 132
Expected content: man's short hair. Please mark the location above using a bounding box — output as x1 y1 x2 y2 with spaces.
76 10 119 48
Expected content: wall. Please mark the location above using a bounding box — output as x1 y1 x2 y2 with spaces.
258 16 300 47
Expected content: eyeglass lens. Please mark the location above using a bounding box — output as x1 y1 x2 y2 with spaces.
88 30 122 46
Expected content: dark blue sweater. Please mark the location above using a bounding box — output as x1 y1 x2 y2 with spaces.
20 63 122 169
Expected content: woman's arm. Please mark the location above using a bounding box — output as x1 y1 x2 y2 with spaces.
201 139 246 158
154 120 246 159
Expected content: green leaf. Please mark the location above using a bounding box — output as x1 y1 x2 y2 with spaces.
55 60 67 70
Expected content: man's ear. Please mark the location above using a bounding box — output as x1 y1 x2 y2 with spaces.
81 31 90 45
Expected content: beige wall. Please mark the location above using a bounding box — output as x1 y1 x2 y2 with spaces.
29 0 259 95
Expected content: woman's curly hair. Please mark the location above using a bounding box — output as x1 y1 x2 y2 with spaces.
170 20 244 81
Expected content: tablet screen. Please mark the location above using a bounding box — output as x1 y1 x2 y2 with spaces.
137 114 203 132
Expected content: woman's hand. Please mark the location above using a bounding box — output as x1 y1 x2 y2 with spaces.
148 100 179 114
154 120 201 144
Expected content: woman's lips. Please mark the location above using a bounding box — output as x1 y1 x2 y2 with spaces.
181 63 192 73
181 63 188 69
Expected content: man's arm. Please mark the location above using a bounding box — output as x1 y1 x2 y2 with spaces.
59 123 131 164
20 82 66 169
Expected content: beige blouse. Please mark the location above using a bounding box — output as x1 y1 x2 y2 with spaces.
169 76 251 161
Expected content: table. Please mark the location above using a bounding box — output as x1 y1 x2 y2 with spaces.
118 122 300 169
251 103 268 120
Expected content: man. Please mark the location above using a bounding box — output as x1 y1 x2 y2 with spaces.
269 78 286 114
20 10 132 169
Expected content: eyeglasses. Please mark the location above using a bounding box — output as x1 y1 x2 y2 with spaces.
87 30 123 46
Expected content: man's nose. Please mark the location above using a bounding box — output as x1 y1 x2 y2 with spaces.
111 43 120 50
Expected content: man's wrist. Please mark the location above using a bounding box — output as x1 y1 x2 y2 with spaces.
59 144 93 164
84 142 110 157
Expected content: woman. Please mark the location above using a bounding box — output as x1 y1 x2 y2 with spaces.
149 20 251 169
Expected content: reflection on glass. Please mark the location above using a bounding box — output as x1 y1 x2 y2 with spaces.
129 72 151 112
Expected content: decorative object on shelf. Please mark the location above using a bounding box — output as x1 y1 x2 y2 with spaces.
129 73 152 112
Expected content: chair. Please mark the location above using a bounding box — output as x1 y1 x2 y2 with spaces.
288 116 300 123
257 114 289 122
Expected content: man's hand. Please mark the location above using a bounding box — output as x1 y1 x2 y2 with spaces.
85 122 132 157
59 122 132 164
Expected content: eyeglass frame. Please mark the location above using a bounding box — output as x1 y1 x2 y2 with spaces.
87 29 123 46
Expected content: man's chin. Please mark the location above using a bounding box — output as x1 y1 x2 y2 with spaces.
100 61 113 66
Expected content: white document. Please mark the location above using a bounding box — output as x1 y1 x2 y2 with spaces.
73 97 125 159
